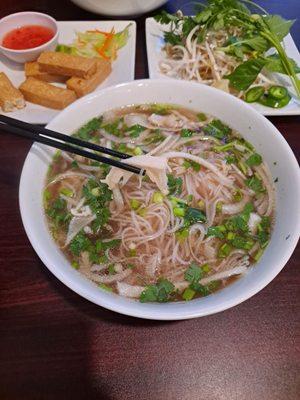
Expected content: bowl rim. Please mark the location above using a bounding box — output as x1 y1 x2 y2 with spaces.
19 79 300 320
0 11 58 54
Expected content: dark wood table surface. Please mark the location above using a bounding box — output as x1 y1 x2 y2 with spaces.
0 1 299 399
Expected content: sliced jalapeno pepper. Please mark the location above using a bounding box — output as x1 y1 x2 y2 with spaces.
245 86 265 103
268 85 288 100
258 93 291 108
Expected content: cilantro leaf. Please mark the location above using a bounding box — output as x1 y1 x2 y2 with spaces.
167 174 183 195
164 31 182 45
184 207 207 226
74 117 102 140
184 262 203 283
125 124 146 138
207 225 226 239
203 119 232 139
246 153 262 167
245 176 265 194
70 231 92 256
82 179 112 232
140 278 175 303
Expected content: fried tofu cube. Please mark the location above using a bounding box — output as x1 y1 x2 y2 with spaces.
0 72 25 112
19 77 76 110
66 58 112 97
38 51 97 78
25 62 67 83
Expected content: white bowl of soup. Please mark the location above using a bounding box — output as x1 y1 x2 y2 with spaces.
19 79 300 320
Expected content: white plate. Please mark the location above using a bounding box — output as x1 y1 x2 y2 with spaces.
0 20 136 124
146 17 300 116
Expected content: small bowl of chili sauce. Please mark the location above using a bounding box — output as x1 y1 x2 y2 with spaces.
0 12 58 63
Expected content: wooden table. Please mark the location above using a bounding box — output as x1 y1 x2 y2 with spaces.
0 1 299 399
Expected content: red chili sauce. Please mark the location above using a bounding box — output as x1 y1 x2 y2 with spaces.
2 25 55 50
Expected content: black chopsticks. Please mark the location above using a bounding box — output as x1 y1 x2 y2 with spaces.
0 115 143 175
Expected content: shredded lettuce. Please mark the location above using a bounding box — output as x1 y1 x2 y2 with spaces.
56 24 131 61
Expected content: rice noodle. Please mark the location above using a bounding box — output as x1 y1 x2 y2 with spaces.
45 105 275 302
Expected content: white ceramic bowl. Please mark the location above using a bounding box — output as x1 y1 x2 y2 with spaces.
19 79 300 320
70 0 167 16
0 12 58 63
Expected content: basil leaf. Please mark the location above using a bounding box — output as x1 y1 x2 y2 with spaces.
263 15 295 42
264 54 300 75
224 58 267 91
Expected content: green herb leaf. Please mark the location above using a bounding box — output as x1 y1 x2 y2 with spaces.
82 179 112 232
140 278 175 303
99 283 113 292
245 176 265 193
184 262 203 283
263 15 295 42
126 124 146 138
246 153 262 166
70 231 92 256
224 57 267 91
74 117 102 140
180 128 193 138
203 119 232 139
184 207 207 226
264 54 300 75
167 174 183 195
207 225 226 239
164 31 182 45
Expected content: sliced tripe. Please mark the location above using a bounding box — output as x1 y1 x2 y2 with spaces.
102 155 170 195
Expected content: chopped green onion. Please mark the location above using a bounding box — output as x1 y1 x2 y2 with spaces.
207 225 226 239
127 263 135 269
218 243 232 258
197 112 207 121
233 189 243 202
197 200 205 210
130 199 140 210
201 263 210 274
137 207 147 217
71 261 79 270
182 287 196 301
216 201 223 212
180 128 193 137
238 161 248 175
174 207 186 217
129 249 137 257
60 187 73 197
254 248 264 262
152 192 164 203
91 187 100 196
175 228 189 242
99 283 113 292
108 264 116 275
227 232 236 241
133 147 143 156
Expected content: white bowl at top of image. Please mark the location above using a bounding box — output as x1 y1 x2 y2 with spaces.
19 79 300 320
0 12 58 63
70 0 168 16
